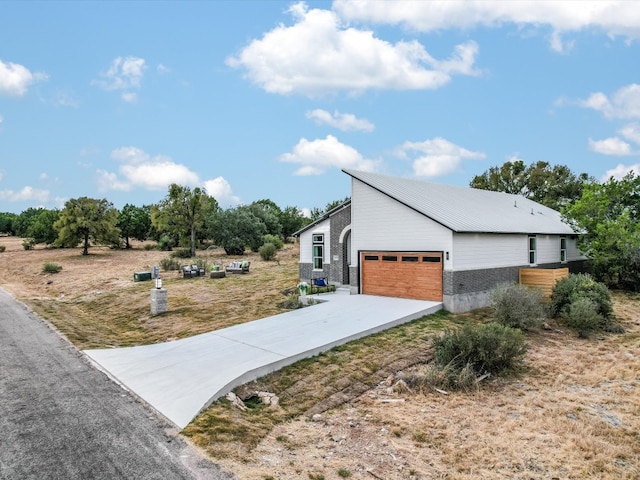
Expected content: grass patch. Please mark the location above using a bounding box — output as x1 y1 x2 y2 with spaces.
183 310 463 458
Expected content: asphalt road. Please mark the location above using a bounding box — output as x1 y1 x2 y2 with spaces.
0 288 234 480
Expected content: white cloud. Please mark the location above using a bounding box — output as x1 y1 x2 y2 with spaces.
0 114 3 127
0 171 4 181
98 147 199 192
92 56 146 101
157 64 171 75
52 90 79 108
0 59 47 96
601 163 640 181
588 137 633 156
0 186 49 202
121 92 138 103
280 135 380 175
579 84 640 119
203 177 240 206
396 137 486 177
620 123 640 145
306 109 374 132
333 0 640 50
226 2 479 96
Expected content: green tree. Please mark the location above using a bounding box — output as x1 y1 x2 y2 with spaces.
14 207 43 237
470 160 591 210
0 212 18 235
308 196 350 222
209 207 266 255
53 197 120 255
279 205 308 239
152 184 217 257
248 199 283 238
562 172 640 290
27 208 60 245
117 204 152 249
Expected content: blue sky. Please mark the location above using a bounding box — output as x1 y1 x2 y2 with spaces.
1 1 639 215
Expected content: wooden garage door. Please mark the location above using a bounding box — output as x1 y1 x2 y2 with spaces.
361 252 443 301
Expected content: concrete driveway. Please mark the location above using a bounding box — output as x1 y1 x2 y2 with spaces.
84 291 441 428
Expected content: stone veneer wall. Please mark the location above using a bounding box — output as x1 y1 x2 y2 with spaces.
329 205 351 286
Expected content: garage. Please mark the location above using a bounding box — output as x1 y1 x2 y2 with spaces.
360 251 443 301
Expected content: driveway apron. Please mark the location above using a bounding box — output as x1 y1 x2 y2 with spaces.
84 292 441 428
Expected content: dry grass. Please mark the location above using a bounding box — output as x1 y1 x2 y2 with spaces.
1 235 638 479
0 236 299 349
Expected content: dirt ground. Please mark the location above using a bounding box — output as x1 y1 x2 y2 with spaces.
1 236 638 479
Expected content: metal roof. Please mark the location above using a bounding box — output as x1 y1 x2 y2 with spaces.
343 169 577 235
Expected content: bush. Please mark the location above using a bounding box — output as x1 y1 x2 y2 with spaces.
405 361 478 392
490 282 545 330
22 238 35 250
259 242 277 261
170 247 192 259
157 235 175 251
0 244 5 253
433 322 527 375
263 234 284 250
143 243 157 251
43 262 62 274
564 296 602 338
550 273 612 319
159 257 181 271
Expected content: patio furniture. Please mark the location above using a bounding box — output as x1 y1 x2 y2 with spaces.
225 260 250 274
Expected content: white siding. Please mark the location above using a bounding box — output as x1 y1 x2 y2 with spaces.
298 219 330 265
567 236 586 261
536 235 558 264
453 234 526 270
351 179 453 268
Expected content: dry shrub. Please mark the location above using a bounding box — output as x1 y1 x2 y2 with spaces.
490 282 546 330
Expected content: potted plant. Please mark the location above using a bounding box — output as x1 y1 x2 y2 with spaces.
297 281 309 306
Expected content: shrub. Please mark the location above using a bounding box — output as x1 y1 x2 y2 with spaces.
433 322 527 375
259 242 277 261
143 243 157 251
22 238 35 250
490 282 546 330
405 361 478 392
263 234 284 250
564 296 602 338
43 262 62 274
550 273 612 319
170 247 192 259
0 244 5 252
159 257 181 271
157 235 174 251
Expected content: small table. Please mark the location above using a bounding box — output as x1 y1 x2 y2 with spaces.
209 271 226 279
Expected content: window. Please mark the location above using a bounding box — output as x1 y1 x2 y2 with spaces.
401 256 419 262
422 256 441 263
312 234 324 269
528 235 537 265
382 255 398 262
560 236 567 263
364 255 379 261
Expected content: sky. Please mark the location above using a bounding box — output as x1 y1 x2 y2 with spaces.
1 1 639 215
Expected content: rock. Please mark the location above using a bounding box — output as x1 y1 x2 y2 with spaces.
312 413 323 422
226 392 247 411
393 379 413 394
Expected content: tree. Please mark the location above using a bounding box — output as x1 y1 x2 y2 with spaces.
117 204 152 249
562 172 640 290
279 205 308 239
248 199 283 238
27 208 60 245
470 160 591 210
0 212 18 235
152 184 217 257
14 207 44 237
208 207 266 255
53 197 120 255
309 196 350 222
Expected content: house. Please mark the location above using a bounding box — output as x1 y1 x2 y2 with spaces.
295 169 587 313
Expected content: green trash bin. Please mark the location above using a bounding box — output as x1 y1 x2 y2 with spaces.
134 271 152 282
